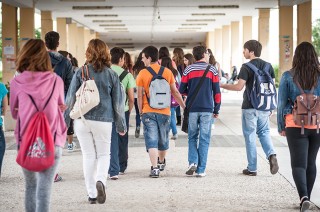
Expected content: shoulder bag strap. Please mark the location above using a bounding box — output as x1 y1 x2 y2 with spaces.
187 65 211 110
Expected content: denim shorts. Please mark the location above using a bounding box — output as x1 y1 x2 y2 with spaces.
141 113 170 151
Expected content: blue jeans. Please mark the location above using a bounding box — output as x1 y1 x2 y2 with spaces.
109 122 119 177
188 112 212 174
142 113 170 151
0 127 5 176
134 98 141 127
170 107 178 135
242 109 276 172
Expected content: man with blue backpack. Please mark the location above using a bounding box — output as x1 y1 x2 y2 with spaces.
220 40 279 176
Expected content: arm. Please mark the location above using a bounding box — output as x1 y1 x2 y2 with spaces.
170 83 185 110
137 86 144 115
127 87 134 113
212 75 221 116
220 79 246 91
9 81 19 119
65 60 74 94
277 74 289 135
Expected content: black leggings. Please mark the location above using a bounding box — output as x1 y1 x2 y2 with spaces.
286 127 320 199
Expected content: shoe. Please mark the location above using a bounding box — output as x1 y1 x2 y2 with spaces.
196 172 206 177
157 158 166 171
135 126 140 138
119 171 125 175
171 134 178 140
109 175 119 180
96 181 106 204
149 166 160 178
88 197 97 204
300 197 311 212
269 154 279 175
176 116 181 126
211 124 215 130
67 143 74 152
185 163 197 176
242 168 257 176
54 173 62 182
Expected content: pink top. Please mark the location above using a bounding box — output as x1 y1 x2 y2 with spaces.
10 71 67 148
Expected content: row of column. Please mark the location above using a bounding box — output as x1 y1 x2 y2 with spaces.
1 4 99 86
206 1 312 76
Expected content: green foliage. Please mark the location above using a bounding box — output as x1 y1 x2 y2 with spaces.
0 22 2 60
273 64 279 87
35 28 41 39
313 18 320 55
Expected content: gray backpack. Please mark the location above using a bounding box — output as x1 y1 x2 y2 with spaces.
146 66 171 109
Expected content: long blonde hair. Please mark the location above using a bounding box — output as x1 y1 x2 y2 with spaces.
85 39 111 71
16 39 52 73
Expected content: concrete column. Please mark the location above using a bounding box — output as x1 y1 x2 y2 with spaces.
77 27 85 67
95 32 100 39
41 11 53 40
206 31 215 50
214 29 222 64
84 28 91 53
258 9 270 61
297 1 312 44
222 25 231 74
67 23 77 59
2 3 17 131
57 18 67 51
231 21 240 69
242 16 252 43
279 5 293 75
20 7 34 48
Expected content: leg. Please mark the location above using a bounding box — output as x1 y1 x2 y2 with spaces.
197 112 212 174
134 98 141 127
36 146 62 212
286 127 309 199
242 109 258 172
170 107 178 137
0 127 5 176
157 114 170 163
256 111 276 158
176 106 181 126
108 123 120 177
188 112 200 165
306 130 320 198
74 120 97 198
23 169 37 212
118 111 130 172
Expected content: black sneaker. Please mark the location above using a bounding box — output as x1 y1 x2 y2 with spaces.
96 181 106 204
300 198 311 212
149 166 160 178
242 168 257 176
185 163 197 176
269 154 279 175
88 197 97 204
135 126 140 138
157 157 166 171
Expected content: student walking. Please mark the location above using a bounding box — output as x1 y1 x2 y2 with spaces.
136 46 185 178
179 46 221 177
0 83 8 177
220 40 279 176
10 39 67 212
66 39 126 204
277 42 320 212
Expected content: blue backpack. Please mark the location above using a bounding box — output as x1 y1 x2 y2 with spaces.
245 62 277 111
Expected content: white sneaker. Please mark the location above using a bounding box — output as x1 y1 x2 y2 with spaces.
196 172 206 177
185 163 197 176
211 124 215 129
67 143 74 152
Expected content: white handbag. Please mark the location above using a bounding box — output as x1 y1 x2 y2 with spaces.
69 65 100 120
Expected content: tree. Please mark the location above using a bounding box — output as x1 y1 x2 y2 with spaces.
312 18 320 55
35 28 41 39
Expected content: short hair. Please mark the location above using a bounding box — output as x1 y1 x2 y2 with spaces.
142 46 158 62
85 39 111 71
45 31 60 50
110 47 125 64
192 45 206 61
243 40 262 57
16 39 52 73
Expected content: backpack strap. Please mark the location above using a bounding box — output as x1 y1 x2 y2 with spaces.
245 62 272 79
289 70 309 95
186 65 211 110
119 70 129 82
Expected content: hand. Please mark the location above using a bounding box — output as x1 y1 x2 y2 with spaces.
213 114 219 118
119 131 126 136
269 111 274 117
59 104 68 112
279 131 286 136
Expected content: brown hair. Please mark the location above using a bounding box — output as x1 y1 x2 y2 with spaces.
16 39 52 73
184 53 195 66
85 39 111 71
173 47 185 67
